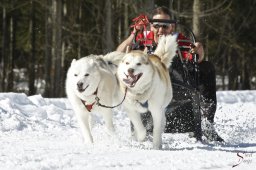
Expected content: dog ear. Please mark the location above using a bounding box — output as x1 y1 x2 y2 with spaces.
125 46 131 53
143 47 148 54
88 58 94 66
71 59 76 66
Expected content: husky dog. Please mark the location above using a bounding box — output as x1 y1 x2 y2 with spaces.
65 51 124 144
117 35 177 149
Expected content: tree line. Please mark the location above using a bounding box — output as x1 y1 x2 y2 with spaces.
0 0 255 97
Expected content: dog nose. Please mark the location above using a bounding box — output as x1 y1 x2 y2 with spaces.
77 82 83 88
128 68 134 74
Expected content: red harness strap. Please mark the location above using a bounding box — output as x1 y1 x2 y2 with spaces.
177 33 194 60
130 14 151 47
130 14 149 30
81 101 96 112
80 88 98 112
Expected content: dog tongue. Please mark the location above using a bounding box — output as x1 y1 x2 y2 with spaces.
123 72 143 87
123 72 136 85
123 77 134 85
128 72 136 79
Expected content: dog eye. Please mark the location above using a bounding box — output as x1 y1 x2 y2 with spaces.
137 63 141 66
74 74 78 77
125 62 129 65
84 73 89 77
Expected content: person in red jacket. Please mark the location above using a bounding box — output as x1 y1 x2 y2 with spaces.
117 9 204 62
117 6 223 142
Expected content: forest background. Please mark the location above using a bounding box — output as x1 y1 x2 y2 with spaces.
0 0 255 97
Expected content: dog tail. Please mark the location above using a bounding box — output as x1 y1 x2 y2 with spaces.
103 51 125 74
154 35 177 68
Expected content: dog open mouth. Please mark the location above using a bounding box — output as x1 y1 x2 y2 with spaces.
123 72 143 88
77 84 89 93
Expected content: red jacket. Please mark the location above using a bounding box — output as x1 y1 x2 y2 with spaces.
134 31 193 60
176 33 193 60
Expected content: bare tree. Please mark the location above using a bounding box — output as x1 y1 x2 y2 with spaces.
77 0 82 58
52 0 63 96
44 0 53 97
7 0 16 92
28 0 36 95
1 6 7 91
103 0 114 53
192 0 200 39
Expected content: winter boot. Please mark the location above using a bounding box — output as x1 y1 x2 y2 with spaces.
201 117 224 142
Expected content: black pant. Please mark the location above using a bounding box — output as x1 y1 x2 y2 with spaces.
198 60 217 123
165 58 217 132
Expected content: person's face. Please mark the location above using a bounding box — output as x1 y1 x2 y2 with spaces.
150 14 174 43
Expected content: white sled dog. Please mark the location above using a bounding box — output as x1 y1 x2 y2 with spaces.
117 35 177 149
66 52 124 144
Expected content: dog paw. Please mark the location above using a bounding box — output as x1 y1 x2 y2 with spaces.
105 127 115 136
136 128 146 141
152 137 162 150
83 135 93 145
135 103 148 113
153 143 162 150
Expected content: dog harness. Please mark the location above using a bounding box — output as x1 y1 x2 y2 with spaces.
80 88 98 112
80 87 128 111
81 101 95 112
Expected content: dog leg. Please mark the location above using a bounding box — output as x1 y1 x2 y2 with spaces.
101 108 115 136
150 107 166 149
75 108 93 144
67 94 93 144
126 109 146 141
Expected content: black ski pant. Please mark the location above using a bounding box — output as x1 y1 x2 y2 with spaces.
198 60 217 123
165 58 217 132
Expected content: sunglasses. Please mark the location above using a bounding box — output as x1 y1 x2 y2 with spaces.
152 23 170 29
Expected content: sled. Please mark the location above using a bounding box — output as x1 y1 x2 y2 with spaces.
163 23 224 142
164 22 202 141
129 15 225 142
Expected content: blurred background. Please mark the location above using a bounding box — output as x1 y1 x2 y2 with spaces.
0 0 255 97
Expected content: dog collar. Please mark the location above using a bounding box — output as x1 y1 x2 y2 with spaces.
81 100 96 112
80 88 98 112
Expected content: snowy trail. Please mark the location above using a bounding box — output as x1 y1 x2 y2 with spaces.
0 91 256 170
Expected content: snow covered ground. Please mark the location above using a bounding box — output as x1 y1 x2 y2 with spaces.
0 91 255 170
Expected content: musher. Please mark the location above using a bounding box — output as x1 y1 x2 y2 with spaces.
117 6 223 142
